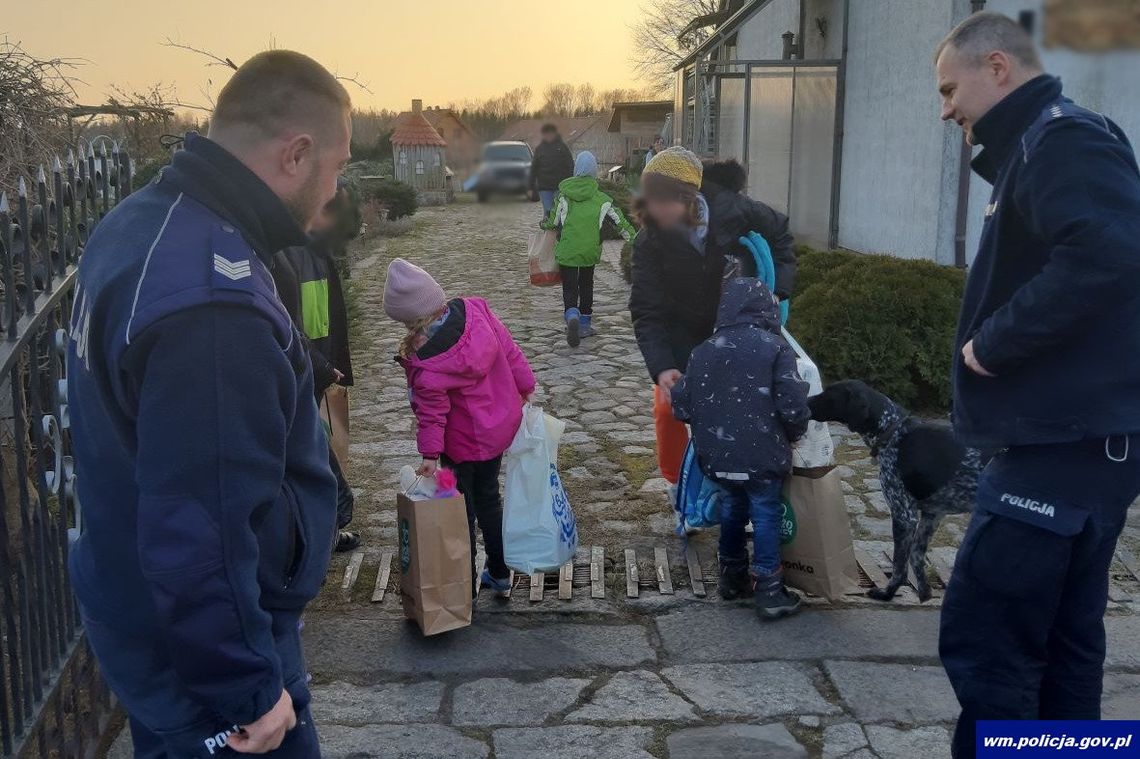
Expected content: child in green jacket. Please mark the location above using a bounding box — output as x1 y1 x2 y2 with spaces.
544 151 636 347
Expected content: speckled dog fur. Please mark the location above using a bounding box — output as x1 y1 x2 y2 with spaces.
810 380 988 602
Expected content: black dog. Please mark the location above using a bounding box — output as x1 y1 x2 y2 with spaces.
809 380 987 602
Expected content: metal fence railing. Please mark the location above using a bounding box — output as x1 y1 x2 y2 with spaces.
0 144 131 758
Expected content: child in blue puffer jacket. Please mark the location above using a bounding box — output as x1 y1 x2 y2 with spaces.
671 277 809 620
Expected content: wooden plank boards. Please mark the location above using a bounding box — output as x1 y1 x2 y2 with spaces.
474 546 486 592
590 546 605 599
341 551 365 593
881 549 924 596
855 548 889 590
529 572 545 602
1116 546 1140 583
928 551 956 588
625 549 640 598
503 570 516 599
1108 581 1132 603
372 550 393 602
655 547 674 595
559 562 574 600
685 545 706 598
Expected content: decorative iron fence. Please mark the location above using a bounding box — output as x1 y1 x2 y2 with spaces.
0 144 132 758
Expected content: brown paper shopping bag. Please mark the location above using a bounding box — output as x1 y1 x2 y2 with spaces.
779 469 862 601
322 385 350 472
397 492 472 636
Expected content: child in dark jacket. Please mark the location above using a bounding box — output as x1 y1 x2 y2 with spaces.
671 278 810 620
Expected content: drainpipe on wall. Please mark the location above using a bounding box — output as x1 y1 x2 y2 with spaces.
953 0 987 268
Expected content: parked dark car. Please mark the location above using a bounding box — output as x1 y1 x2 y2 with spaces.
471 141 538 202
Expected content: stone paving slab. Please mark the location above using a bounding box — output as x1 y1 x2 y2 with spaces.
310 681 444 725
661 661 840 718
1105 615 1140 668
1103 673 1140 719
865 725 952 759
655 606 942 663
667 723 809 758
317 723 489 759
823 722 871 758
451 677 591 726
492 725 656 759
567 670 698 723
304 618 656 679
824 661 959 723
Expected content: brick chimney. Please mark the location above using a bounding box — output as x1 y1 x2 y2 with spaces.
412 99 423 115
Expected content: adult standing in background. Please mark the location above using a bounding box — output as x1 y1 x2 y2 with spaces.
67 50 351 757
643 135 666 170
935 13 1140 757
530 123 574 216
629 149 794 504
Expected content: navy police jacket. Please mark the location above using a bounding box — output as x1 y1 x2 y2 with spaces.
67 133 336 726
954 75 1140 448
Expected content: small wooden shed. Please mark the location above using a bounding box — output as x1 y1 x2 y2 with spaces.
391 99 449 205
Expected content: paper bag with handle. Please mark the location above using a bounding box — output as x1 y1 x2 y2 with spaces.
779 469 862 601
398 477 472 636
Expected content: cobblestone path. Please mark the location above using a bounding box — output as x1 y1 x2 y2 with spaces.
109 198 1140 759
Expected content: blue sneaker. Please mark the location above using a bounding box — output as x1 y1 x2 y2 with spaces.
565 308 581 347
481 570 512 598
580 313 596 338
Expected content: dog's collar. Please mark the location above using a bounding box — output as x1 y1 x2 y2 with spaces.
869 414 909 457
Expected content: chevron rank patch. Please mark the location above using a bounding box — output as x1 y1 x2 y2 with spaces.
213 254 251 281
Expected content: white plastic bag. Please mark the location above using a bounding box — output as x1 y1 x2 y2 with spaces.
399 465 438 500
782 328 835 471
528 230 561 287
503 405 578 573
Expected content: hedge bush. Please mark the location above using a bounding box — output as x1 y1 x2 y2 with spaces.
599 178 635 243
788 251 965 411
792 245 864 298
358 176 417 220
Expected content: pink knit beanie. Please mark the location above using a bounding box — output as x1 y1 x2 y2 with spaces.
383 258 447 324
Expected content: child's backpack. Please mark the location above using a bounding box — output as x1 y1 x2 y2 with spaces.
674 440 726 534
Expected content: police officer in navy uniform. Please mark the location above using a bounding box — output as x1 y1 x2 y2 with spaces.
67 51 351 757
934 13 1140 757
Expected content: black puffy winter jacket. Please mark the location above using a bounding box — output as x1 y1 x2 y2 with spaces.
529 138 574 192
629 160 795 382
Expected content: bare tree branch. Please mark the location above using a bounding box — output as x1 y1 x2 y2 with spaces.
0 36 81 192
334 71 373 95
162 37 239 70
629 0 721 93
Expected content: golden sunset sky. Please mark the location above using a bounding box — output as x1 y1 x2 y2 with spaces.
8 0 649 112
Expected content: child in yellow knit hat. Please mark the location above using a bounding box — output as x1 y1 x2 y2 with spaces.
629 147 797 521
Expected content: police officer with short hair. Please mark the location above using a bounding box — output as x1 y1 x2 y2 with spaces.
934 12 1140 758
68 50 352 757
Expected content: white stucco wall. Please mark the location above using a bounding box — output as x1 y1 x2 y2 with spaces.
736 0 802 60
963 0 1140 263
835 0 968 262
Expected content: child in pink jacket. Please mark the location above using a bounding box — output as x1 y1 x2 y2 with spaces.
384 258 536 598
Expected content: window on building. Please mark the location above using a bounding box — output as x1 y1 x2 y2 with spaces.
433 153 441 167
415 160 425 175
398 151 407 165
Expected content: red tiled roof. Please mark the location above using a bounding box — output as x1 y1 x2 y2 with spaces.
390 111 447 148
422 107 472 136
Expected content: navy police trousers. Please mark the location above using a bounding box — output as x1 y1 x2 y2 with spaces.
940 434 1140 759
82 610 320 758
